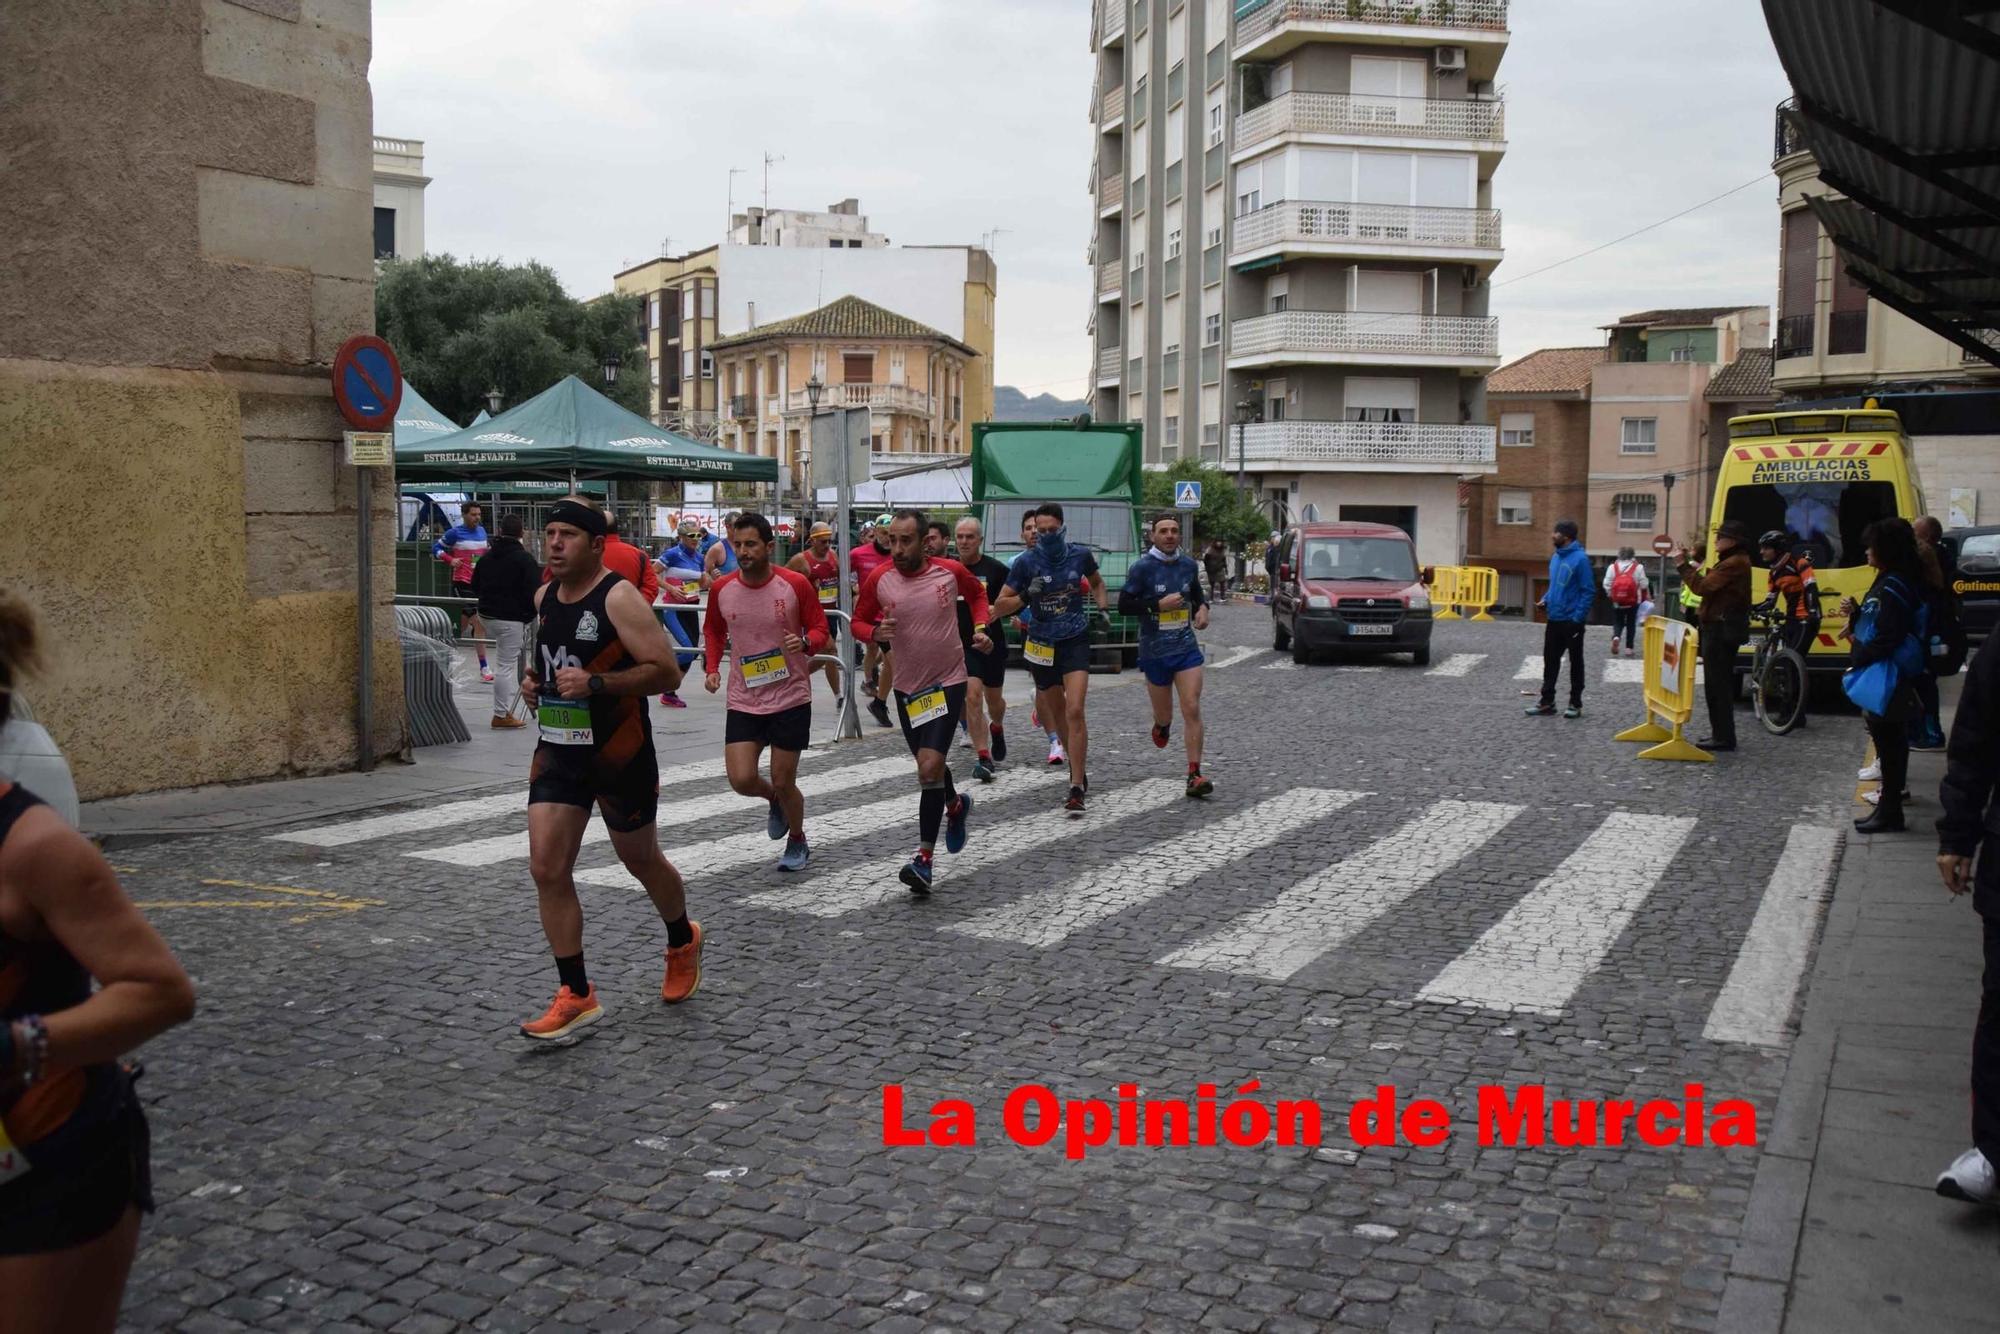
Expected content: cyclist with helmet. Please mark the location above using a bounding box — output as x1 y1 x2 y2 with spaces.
1756 529 1821 658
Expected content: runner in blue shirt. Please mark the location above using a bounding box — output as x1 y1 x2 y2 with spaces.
1119 512 1214 798
993 502 1107 816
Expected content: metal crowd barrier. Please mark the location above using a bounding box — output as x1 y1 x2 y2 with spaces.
393 604 472 747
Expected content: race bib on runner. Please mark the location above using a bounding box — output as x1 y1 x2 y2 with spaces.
1024 639 1055 666
905 686 949 726
740 649 789 688
537 694 594 745
677 579 701 599
817 581 837 605
1157 607 1191 631
0 1119 29 1186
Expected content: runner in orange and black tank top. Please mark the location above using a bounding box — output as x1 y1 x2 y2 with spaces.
529 569 659 831
0 781 154 1260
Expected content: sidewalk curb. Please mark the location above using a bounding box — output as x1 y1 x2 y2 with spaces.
85 776 516 849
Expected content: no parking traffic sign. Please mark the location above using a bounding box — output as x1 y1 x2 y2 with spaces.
331 335 404 432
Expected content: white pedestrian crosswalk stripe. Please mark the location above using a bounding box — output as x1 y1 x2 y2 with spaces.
1703 825 1841 1047
1261 658 1300 671
406 755 913 868
1418 812 1697 1014
572 766 1046 888
1161 799 1524 980
269 750 832 847
1514 654 1542 681
947 789 1366 949
743 779 1187 919
1426 653 1485 677
1603 657 1644 684
342 723 1838 1042
1205 646 1263 671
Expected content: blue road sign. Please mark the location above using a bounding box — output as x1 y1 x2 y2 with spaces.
1174 480 1202 509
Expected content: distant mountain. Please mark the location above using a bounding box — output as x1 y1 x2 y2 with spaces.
991 385 1089 422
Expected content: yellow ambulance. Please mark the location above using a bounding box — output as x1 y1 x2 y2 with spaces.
1709 407 1924 669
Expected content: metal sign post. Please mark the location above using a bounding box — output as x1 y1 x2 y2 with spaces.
816 405 871 740
331 335 403 774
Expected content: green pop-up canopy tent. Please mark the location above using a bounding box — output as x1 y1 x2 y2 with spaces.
395 374 776 485
392 381 462 448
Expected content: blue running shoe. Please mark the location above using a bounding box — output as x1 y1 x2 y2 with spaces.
945 793 973 854
767 798 787 841
777 839 810 872
899 852 934 895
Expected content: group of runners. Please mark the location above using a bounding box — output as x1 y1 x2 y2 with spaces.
511 498 1219 1041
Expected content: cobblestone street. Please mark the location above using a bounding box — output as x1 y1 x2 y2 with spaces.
101 609 1879 1332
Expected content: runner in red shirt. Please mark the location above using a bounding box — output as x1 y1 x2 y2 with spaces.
786 521 844 702
849 517 897 728
852 510 993 895
704 513 830 873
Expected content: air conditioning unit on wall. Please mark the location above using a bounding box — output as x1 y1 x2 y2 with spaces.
1435 46 1466 71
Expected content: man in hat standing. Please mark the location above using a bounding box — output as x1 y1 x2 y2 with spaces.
1676 519 1756 751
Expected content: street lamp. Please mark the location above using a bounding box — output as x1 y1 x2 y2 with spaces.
804 374 825 525
601 352 622 386
805 374 824 415
1234 395 1258 495
484 386 503 416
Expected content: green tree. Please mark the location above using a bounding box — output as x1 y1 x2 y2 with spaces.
374 254 648 424
1139 459 1269 550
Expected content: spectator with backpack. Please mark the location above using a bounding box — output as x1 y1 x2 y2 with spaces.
1839 517 1929 833
1602 547 1649 656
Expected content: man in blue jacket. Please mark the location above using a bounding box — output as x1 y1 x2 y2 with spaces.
1119 513 1214 798
1527 518 1595 719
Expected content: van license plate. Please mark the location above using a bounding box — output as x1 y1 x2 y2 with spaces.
1347 624 1393 636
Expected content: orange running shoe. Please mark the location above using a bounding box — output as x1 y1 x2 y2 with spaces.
661 921 704 1003
519 984 602 1040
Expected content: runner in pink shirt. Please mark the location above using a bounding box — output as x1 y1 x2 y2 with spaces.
852 510 994 895
849 518 897 728
703 513 832 873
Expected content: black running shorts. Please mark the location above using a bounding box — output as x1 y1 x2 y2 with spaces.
895 682 967 757
528 739 660 832
0 1096 153 1256
1025 634 1092 692
724 703 812 752
964 643 1007 689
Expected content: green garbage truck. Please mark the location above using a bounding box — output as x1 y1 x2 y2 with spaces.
970 420 1145 669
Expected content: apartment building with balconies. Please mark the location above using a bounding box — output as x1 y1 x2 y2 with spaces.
1088 0 1508 567
612 246 722 440
709 295 975 495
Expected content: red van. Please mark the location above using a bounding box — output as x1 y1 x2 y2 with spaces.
1269 521 1433 665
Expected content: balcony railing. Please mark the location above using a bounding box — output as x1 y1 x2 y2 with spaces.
1230 200 1502 257
1230 310 1499 361
1098 258 1124 297
727 393 755 420
1098 0 1125 44
1775 312 1814 359
785 384 935 416
1100 174 1125 211
1234 419 1497 469
1236 0 1508 47
1772 97 1809 165
1961 329 2000 364
1098 346 1122 382
1100 85 1126 125
1236 91 1504 152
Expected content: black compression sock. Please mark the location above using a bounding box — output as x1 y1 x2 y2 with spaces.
919 787 948 845
665 914 693 948
556 952 588 994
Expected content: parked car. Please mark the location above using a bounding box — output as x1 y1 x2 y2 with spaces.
1947 525 2000 648
1269 521 1433 665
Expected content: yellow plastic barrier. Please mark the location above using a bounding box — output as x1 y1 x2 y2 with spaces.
1428 565 1497 620
1459 566 1498 621
1432 566 1464 619
1612 615 1712 763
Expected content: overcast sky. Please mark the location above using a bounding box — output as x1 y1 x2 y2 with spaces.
374 0 1793 398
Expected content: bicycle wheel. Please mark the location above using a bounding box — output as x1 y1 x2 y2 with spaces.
1756 646 1809 736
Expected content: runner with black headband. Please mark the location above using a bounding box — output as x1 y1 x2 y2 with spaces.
517 497 700 1039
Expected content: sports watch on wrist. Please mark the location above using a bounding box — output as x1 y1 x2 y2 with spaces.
588 674 605 695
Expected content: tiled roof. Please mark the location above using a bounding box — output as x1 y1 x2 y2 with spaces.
1486 345 1605 395
1605 306 1759 328
710 295 971 352
1705 348 1776 401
